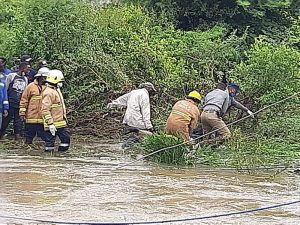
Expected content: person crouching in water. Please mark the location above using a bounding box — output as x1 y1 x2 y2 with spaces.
165 91 201 142
107 82 157 149
19 67 49 144
41 70 70 152
201 82 254 143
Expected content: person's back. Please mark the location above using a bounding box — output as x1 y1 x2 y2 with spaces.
165 91 201 141
20 67 49 144
203 88 229 117
123 88 152 130
42 69 70 152
201 82 253 142
20 74 47 125
0 62 29 140
42 86 67 129
6 72 28 108
108 82 156 149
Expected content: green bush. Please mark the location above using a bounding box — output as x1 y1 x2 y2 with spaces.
0 0 247 112
1 0 299 169
196 129 300 171
142 133 191 165
288 16 300 48
123 0 298 40
234 39 300 106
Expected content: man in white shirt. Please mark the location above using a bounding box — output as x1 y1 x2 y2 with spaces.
108 82 156 149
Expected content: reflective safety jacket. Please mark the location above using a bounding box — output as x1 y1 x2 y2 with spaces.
41 85 67 130
165 99 200 141
19 80 45 123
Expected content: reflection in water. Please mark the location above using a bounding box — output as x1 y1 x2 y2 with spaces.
0 150 299 225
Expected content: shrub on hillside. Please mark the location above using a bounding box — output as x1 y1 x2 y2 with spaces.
0 0 246 112
234 39 300 106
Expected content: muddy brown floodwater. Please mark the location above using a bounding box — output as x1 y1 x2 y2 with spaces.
0 141 299 225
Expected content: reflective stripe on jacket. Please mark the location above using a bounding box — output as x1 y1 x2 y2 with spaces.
19 80 45 123
41 85 67 129
165 99 201 141
110 88 153 130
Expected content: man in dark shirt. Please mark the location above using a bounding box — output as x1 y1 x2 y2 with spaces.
0 62 29 140
20 55 36 83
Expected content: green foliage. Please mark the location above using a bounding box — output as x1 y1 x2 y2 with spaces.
257 109 300 142
0 0 247 112
147 26 246 94
0 0 299 170
124 0 298 41
234 39 300 105
142 133 191 165
288 16 300 48
196 129 300 171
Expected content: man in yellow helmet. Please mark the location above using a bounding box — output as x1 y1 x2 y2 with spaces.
41 70 70 152
165 91 201 141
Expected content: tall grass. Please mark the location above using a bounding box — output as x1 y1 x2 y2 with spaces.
142 133 192 165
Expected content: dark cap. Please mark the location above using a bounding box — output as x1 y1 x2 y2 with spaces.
38 60 48 67
20 55 32 62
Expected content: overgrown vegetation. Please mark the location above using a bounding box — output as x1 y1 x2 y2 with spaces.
0 0 299 169
142 133 191 165
123 0 299 40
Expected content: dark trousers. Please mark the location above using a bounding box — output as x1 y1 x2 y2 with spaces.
25 123 45 144
44 127 70 152
121 126 140 149
0 107 23 136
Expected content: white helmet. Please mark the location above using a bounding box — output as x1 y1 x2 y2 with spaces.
35 67 50 77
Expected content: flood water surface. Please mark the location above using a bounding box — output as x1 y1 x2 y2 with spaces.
0 143 299 225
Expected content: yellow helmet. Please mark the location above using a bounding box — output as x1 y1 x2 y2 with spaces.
188 91 201 101
45 70 63 85
51 69 64 81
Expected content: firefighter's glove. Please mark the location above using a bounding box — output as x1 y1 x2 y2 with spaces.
49 124 57 136
247 110 255 119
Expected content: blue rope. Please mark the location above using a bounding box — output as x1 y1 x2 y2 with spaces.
1 200 299 225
